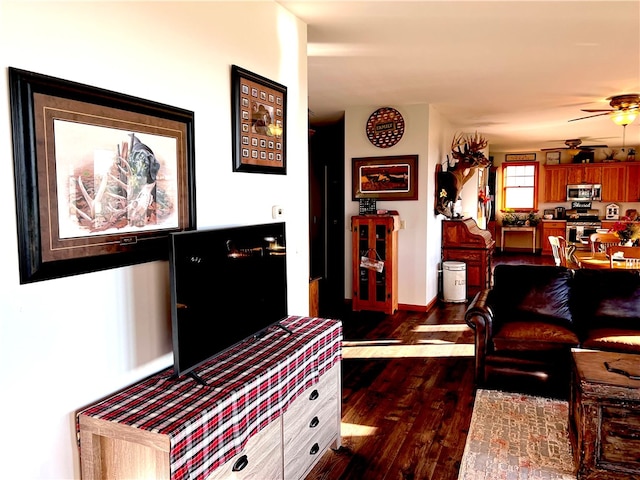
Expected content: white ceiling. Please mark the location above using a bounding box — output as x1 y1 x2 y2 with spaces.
278 0 640 152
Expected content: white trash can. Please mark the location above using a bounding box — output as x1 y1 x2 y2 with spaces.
443 261 466 303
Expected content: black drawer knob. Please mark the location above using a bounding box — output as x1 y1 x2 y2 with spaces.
309 416 320 428
232 455 248 472
310 443 320 455
309 389 319 401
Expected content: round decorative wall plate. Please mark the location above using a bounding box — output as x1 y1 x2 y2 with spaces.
366 107 405 148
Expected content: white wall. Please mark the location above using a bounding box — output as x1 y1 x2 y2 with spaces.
0 2 308 478
344 104 454 308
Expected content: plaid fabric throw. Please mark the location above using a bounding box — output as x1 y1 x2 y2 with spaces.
77 316 342 479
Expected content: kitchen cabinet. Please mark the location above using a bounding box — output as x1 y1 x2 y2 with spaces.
600 163 626 202
567 164 602 184
626 164 640 202
543 166 569 202
542 162 639 203
351 215 398 314
541 220 567 256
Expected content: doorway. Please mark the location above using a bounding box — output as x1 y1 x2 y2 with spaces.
309 119 346 317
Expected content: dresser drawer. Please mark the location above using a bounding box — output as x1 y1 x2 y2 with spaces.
543 221 566 229
283 365 340 479
208 417 283 480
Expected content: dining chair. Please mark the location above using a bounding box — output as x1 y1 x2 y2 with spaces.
589 232 620 254
606 245 640 268
548 235 569 267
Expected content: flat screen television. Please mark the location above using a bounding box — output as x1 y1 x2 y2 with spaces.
169 222 288 382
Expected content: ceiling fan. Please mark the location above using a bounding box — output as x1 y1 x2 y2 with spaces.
568 94 640 123
541 138 608 152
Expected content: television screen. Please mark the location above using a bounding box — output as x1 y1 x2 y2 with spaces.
169 222 287 380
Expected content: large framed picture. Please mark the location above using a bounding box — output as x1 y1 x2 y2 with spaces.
9 67 196 284
352 155 418 201
231 65 286 174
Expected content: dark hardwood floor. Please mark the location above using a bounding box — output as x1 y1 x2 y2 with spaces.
306 251 555 480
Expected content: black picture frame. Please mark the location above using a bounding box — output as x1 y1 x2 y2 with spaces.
231 65 287 174
8 67 196 284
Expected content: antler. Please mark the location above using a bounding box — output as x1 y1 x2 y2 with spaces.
450 131 490 168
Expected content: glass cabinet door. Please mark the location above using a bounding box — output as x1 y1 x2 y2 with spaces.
358 222 369 301
375 223 387 302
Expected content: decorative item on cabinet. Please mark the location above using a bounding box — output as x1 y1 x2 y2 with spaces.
605 203 620 220
351 215 399 314
358 198 377 215
602 149 619 162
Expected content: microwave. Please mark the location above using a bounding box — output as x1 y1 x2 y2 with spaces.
566 184 601 202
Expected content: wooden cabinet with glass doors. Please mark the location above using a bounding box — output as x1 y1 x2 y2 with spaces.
351 215 398 314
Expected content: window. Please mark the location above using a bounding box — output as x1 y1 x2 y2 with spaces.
501 162 538 210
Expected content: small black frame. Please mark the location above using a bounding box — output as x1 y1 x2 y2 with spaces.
231 65 287 174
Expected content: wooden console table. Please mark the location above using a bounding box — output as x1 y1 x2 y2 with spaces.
77 316 342 480
501 226 536 253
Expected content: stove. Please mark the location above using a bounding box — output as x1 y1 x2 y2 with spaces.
565 208 601 249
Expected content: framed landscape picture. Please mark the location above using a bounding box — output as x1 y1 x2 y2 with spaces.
352 155 418 200
8 67 196 283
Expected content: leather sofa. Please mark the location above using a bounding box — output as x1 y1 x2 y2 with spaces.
464 264 640 394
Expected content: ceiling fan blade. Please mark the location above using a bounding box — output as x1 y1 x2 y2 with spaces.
580 109 614 112
568 112 611 122
541 143 608 151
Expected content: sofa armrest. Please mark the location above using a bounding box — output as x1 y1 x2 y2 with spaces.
465 289 495 384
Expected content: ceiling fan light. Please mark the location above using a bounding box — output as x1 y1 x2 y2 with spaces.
610 109 638 126
567 148 581 156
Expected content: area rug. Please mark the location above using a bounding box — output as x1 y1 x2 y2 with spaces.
458 389 577 480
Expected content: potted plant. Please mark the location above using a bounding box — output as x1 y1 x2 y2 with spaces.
501 209 519 226
501 209 540 227
527 211 541 227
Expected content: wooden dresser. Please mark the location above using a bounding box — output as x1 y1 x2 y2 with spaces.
441 218 495 298
77 316 342 480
